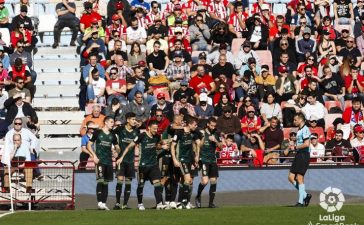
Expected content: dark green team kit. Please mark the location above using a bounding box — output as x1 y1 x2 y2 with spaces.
199 129 220 178
91 129 118 166
173 130 200 163
115 126 140 164
134 132 161 167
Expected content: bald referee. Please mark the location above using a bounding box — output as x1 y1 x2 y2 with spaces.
288 113 312 207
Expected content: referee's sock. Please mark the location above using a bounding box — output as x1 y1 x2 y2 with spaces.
96 182 103 203
116 182 123 204
196 183 207 198
298 184 307 204
292 181 299 190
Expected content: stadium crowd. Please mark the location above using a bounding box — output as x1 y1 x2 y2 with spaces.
0 0 363 209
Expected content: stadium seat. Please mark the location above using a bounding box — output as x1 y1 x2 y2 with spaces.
38 14 57 33
40 137 81 151
309 127 325 143
38 124 80 137
0 28 10 46
344 100 352 109
231 38 246 56
191 50 204 64
255 50 273 74
34 85 79 98
326 126 335 141
283 127 298 140
324 113 342 131
325 100 341 113
272 3 287 15
36 111 85 125
32 97 79 109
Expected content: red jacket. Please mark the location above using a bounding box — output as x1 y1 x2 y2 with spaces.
146 116 170 135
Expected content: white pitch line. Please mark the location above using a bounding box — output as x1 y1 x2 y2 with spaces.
0 211 15 219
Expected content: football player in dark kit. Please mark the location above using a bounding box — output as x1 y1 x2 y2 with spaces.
195 117 223 208
114 112 139 210
171 117 201 209
117 120 169 210
87 116 121 210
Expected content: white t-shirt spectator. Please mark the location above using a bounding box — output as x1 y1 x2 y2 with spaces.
350 138 364 148
126 27 147 43
301 102 327 120
260 103 282 121
310 143 326 162
90 78 106 96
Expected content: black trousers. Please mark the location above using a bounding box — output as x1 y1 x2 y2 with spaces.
53 19 79 43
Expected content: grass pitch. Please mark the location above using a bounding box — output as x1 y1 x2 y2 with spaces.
1 205 363 225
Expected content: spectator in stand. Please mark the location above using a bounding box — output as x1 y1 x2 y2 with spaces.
79 2 102 42
125 91 150 127
273 28 295 54
105 67 127 105
0 85 7 117
228 2 248 39
195 93 214 127
146 29 168 55
190 52 210 77
297 55 318 78
208 0 228 24
147 16 168 41
146 41 169 73
0 46 9 70
298 65 322 93
103 99 125 126
260 116 283 161
128 42 146 67
212 54 236 82
105 15 127 45
146 109 170 136
239 57 261 79
173 80 197 104
235 41 260 70
234 70 258 104
10 23 32 50
10 41 32 68
0 60 9 85
166 4 188 27
106 0 131 26
145 1 164 28
8 58 35 99
219 134 240 164
240 105 262 138
211 22 233 47
0 94 37 137
86 68 106 105
255 66 276 102
318 30 336 60
335 29 350 53
78 121 97 170
237 95 258 119
356 26 364 55
273 42 297 70
342 97 364 126
269 16 292 44
130 0 150 12
281 131 297 163
105 54 132 80
325 129 352 161
169 39 192 67
151 93 174 122
307 115 326 143
338 36 362 68
260 93 282 124
107 31 127 54
344 66 364 101
80 104 105 136
216 105 241 146
0 0 10 30
52 0 78 48
168 23 191 53
8 77 31 103
246 14 269 50
173 92 196 116
275 65 298 103
320 65 345 110
126 17 147 52
106 40 128 63
334 0 354 31
309 133 326 162
291 4 313 28
82 54 106 83
240 132 264 167
301 79 324 104
214 92 236 117
301 92 327 129
296 27 317 62
206 43 234 65
127 65 152 103
350 125 364 148
167 51 190 94
189 64 215 95
189 14 211 51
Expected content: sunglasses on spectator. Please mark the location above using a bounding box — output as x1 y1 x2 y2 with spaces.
245 99 251 102
153 6 158 8
14 122 22 125
17 82 24 84
175 32 182 35
308 58 314 61
358 131 364 134
156 115 163 117
0 65 3 68
347 40 354 43
299 22 306 25
248 111 255 113
196 19 203 22
280 43 288 46
110 72 117 75
224 111 232 113
219 86 225 89
19 26 24 28
310 120 317 123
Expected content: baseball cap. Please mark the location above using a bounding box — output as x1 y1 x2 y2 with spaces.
303 27 311 34
180 92 187 98
261 68 268 73
261 4 269 11
157 92 165 99
248 57 256 64
175 17 183 24
116 2 124 10
174 50 183 58
289 131 297 137
222 105 232 112
20 5 28 12
199 93 208 102
180 80 188 86
138 60 146 67
174 4 182 10
280 28 289 34
219 43 228 50
84 1 93 8
112 14 120 21
278 66 288 73
342 28 349 33
310 133 318 139
354 125 364 133
242 41 251 48
309 115 319 121
174 27 183 34
91 17 99 24
199 52 207 59
322 29 331 35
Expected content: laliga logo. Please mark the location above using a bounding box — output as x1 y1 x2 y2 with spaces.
319 187 345 212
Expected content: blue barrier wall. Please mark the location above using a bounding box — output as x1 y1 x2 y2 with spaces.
75 167 364 197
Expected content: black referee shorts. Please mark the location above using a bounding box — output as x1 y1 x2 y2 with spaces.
200 162 219 178
290 151 310 176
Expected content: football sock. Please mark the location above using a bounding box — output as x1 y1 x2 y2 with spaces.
292 181 299 190
123 181 132 206
153 182 164 205
102 183 108 203
298 184 307 204
116 182 123 204
137 183 144 204
178 183 183 202
182 182 190 203
165 182 172 202
96 182 103 202
196 183 207 198
188 184 193 202
209 183 217 205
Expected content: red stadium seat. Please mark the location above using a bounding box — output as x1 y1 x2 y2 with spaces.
255 50 273 74
231 38 246 55
334 24 352 35
324 113 342 131
325 101 341 113
326 126 335 141
344 100 352 109
283 127 298 140
309 127 325 143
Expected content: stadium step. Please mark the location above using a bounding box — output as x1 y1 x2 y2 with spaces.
34 59 79 70
36 46 77 56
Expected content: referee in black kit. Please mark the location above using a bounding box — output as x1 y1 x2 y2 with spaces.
288 113 312 207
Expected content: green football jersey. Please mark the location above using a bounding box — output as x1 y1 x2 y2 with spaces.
200 129 220 163
134 132 161 167
172 130 199 163
90 129 118 165
115 126 139 164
